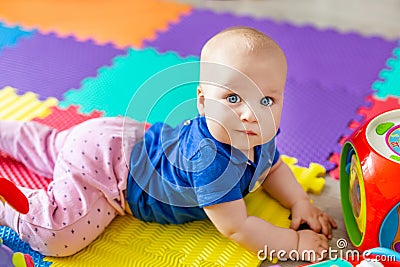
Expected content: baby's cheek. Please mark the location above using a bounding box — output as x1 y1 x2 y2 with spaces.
259 114 276 130
261 129 276 144
205 118 230 143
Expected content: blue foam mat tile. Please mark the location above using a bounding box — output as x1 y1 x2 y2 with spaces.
0 21 36 52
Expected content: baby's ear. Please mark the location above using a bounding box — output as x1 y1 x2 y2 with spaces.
197 85 205 115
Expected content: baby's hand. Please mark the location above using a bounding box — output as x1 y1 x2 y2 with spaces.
297 230 329 262
290 199 337 239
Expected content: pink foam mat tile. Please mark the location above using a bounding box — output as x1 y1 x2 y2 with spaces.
33 105 104 131
349 95 400 130
0 152 51 189
0 105 104 190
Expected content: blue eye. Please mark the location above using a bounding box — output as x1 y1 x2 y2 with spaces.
260 97 273 107
227 94 241 103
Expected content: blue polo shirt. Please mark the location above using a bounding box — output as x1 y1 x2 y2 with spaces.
126 115 280 224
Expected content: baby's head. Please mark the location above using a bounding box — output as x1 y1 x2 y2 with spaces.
197 26 287 154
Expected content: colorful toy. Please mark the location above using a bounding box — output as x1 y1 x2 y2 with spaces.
340 109 400 252
0 177 29 214
0 238 34 267
0 177 33 266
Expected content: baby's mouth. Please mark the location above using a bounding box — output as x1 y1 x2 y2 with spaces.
237 130 257 136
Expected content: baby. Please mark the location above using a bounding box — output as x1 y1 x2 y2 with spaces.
0 26 336 262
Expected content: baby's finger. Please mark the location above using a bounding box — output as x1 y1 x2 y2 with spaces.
319 214 332 238
329 215 338 229
290 216 302 230
318 234 329 251
307 217 322 233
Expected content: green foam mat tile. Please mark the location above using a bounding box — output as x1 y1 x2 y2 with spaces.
373 43 400 98
60 48 199 126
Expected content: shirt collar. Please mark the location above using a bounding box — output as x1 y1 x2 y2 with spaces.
184 115 255 165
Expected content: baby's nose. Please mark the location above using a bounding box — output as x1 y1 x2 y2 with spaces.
240 105 257 122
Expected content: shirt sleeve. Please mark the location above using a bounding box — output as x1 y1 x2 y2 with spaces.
272 147 280 166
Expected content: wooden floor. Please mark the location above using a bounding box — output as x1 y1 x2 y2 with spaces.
176 0 400 40
176 1 400 266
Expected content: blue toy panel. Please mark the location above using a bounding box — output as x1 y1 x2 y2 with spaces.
380 203 400 252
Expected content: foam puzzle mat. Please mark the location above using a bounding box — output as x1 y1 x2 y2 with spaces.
373 45 400 98
0 88 326 267
144 9 396 95
0 32 124 100
0 0 191 48
60 48 198 125
0 86 57 121
0 0 399 265
0 22 35 51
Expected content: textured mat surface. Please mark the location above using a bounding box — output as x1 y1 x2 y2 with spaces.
0 86 57 120
277 78 368 170
33 105 103 131
145 9 397 95
0 22 35 51
373 44 400 98
0 227 51 267
44 215 261 267
0 3 397 265
60 48 198 126
0 0 191 48
348 95 400 130
44 157 326 267
0 31 124 100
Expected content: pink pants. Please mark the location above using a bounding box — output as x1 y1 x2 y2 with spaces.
0 117 145 256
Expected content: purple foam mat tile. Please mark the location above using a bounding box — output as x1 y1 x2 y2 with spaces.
144 9 397 96
0 32 125 100
277 78 370 170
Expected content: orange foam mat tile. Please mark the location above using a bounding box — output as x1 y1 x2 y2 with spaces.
0 0 191 48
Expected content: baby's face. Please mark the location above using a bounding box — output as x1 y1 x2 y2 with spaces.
198 47 286 154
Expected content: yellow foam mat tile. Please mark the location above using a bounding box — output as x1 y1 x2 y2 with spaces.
0 86 58 121
281 155 326 195
45 156 326 267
